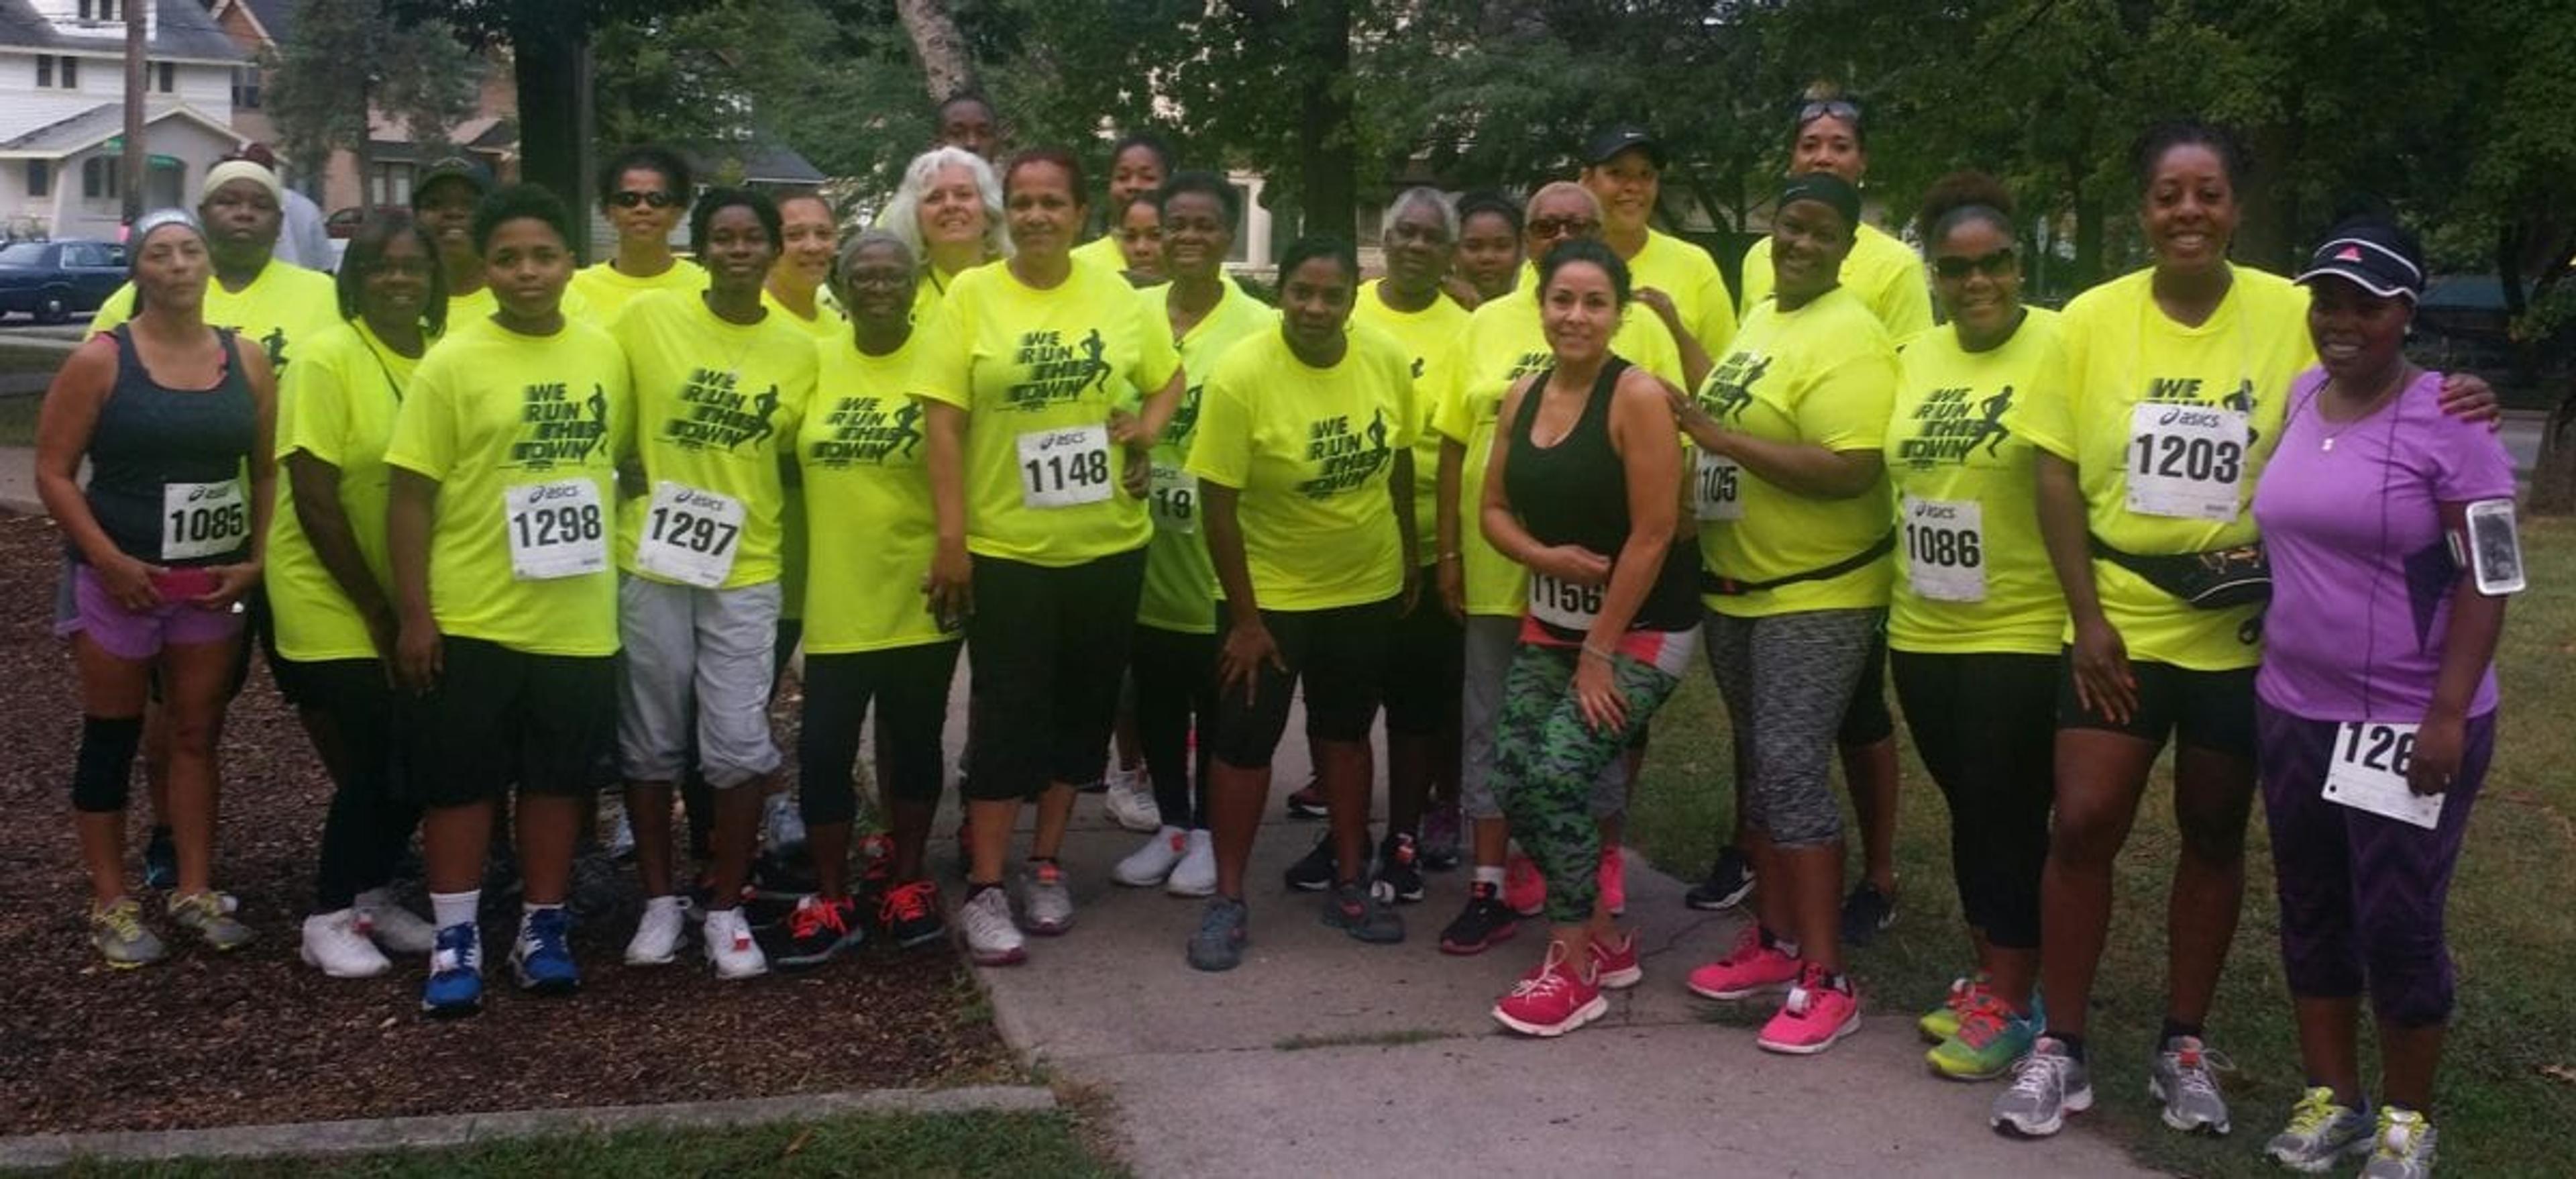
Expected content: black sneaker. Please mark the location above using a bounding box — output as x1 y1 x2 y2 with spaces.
1438 881 1520 955
775 895 863 968
1284 778 1328 819
1684 845 1756 911
1373 833 1426 904
1283 830 1338 892
751 850 818 903
877 880 948 950
1840 881 1896 946
142 825 178 890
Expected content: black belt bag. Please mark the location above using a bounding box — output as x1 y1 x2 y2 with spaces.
1701 531 1895 597
2088 533 2271 609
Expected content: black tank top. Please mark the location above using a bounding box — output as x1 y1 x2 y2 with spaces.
83 325 256 566
1502 358 1700 639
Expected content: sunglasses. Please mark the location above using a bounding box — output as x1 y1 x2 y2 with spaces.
1528 217 1601 240
608 191 680 209
1797 99 1862 127
1933 248 2017 280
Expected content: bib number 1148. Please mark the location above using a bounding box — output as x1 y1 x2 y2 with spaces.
1017 425 1114 509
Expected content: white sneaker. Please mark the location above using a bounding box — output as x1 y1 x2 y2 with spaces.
761 791 808 855
959 886 1026 965
1020 862 1075 935
300 909 390 978
1103 768 1161 833
1166 829 1218 898
624 894 686 965
354 888 436 954
702 907 769 980
1115 827 1188 887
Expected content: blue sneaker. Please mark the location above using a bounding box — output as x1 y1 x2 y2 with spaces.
421 923 484 1017
511 908 581 995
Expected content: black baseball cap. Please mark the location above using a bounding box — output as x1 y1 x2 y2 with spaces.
1778 171 1862 229
413 156 494 206
2294 219 2424 302
1585 124 1666 169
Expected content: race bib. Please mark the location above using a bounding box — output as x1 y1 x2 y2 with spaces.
1148 462 1198 535
2322 721 2444 829
1528 571 1604 631
1692 452 1743 521
1016 424 1114 509
2125 403 2249 521
503 478 608 581
633 480 746 588
1902 497 1986 603
160 478 248 561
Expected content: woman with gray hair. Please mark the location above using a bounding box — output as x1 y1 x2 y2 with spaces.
875 146 1009 320
778 228 963 966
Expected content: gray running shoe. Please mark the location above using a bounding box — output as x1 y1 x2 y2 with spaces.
2360 1108 2438 1178
1018 862 1075 935
89 897 168 968
2149 1035 2235 1135
168 890 256 952
1187 897 1249 972
1320 880 1404 944
2265 1086 2373 1172
1990 1037 2094 1137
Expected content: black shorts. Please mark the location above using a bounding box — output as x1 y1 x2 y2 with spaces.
1834 616 1894 747
1381 572 1461 737
1208 598 1396 770
963 548 1146 801
2054 650 2257 761
398 635 616 808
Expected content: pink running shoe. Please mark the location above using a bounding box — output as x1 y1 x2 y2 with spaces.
1685 923 1802 1000
1590 930 1642 990
1504 852 1546 917
1491 944 1607 1038
1599 844 1627 917
1756 963 1862 1055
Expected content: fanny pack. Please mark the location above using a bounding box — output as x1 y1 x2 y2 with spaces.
2088 534 2271 609
1701 531 1895 597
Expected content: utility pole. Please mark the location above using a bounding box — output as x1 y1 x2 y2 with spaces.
121 0 146 227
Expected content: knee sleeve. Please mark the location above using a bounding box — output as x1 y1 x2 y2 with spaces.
72 715 144 813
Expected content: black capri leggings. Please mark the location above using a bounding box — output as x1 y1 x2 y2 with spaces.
1889 649 2055 949
798 640 963 825
1132 622 1216 829
1207 599 1396 770
276 656 419 913
1835 620 1895 747
963 548 1146 801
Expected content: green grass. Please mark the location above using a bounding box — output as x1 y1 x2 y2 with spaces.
1626 517 2576 1178
1273 1027 1459 1051
48 1112 1126 1178
0 393 38 446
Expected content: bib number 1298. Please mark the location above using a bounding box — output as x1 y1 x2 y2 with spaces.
505 479 607 581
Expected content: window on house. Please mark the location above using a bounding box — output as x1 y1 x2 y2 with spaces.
85 0 119 20
28 161 52 199
36 56 52 88
154 61 173 92
62 56 80 89
82 157 121 201
232 66 262 109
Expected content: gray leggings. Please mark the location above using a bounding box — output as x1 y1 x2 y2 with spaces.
1703 608 1880 848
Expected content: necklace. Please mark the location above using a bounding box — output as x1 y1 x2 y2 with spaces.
2316 366 2408 452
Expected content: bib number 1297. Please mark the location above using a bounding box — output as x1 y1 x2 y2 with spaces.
633 480 745 588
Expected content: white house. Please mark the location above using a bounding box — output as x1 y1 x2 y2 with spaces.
0 0 246 241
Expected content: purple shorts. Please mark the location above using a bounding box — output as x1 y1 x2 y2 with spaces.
56 562 244 661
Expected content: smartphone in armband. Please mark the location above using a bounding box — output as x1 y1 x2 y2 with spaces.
2461 499 2526 597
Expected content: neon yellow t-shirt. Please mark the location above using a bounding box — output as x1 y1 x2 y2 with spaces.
798 332 945 653
1430 287 1685 617
908 260 1182 567
268 319 419 662
89 259 340 377
570 258 708 328
1740 222 1932 341
382 317 631 656
762 293 842 615
610 291 814 590
763 289 846 340
1187 325 1417 612
448 284 590 327
1885 309 2069 656
1695 286 1899 618
1629 229 1739 357
2004 266 2314 670
1071 235 1126 274
1138 277 1275 633
1351 278 1470 566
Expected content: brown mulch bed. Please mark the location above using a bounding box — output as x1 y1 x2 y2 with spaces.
0 513 1014 1137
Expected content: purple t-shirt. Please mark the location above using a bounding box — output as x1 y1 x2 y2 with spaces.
2252 368 2515 721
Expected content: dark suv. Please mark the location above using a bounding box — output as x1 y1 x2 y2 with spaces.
0 238 126 323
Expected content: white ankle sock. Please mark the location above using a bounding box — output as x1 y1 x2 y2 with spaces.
430 889 478 929
1473 866 1507 887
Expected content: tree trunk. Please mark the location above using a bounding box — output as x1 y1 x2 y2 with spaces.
514 21 593 260
896 0 977 103
121 0 146 226
2070 174 2104 293
1292 0 1354 248
2526 378 2576 515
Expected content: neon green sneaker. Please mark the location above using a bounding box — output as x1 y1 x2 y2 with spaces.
2265 1086 2372 1172
1927 991 2041 1080
1917 972 1985 1043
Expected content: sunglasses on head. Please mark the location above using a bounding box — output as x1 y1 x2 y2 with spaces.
1528 216 1601 239
1797 99 1862 127
1933 248 2017 280
609 191 679 209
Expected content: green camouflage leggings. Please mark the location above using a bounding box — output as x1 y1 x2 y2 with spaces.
1490 642 1683 925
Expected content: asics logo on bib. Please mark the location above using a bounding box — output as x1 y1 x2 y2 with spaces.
1897 384 2015 467
2159 407 2224 427
1004 328 1114 408
508 381 612 468
807 395 923 466
661 367 782 452
1295 410 1393 499
1701 352 1772 422
522 481 588 505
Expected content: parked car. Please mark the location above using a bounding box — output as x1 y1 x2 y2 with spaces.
0 238 126 323
325 206 411 239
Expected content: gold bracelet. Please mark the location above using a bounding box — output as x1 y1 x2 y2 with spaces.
1580 643 1615 662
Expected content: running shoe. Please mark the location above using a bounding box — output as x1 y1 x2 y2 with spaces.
624 895 687 966
2265 1087 2373 1172
1019 862 1075 935
751 850 820 903
1927 992 2041 1080
301 909 391 978
89 897 166 968
1840 880 1896 946
1590 929 1642 990
1284 777 1328 819
1322 880 1404 943
167 890 255 951
958 886 1025 966
511 907 580 994
1166 829 1217 898
775 895 863 968
142 825 178 890
421 923 484 1017
760 791 809 858
1438 881 1519 955
1283 830 1337 892
1503 851 1545 917
1685 924 1801 1001
1919 973 1986 1043
702 907 769 980
354 888 437 955
2149 1035 2235 1135
2361 1108 2438 1178
1103 767 1161 833
1599 844 1626 917
877 880 947 950
1418 804 1462 872
1990 1037 2093 1137
1374 832 1426 904
1756 963 1861 1055
1114 827 1188 888
1684 845 1755 911
1491 943 1607 1037
1186 896 1249 972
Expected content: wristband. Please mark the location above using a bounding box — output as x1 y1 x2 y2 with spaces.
1580 643 1615 663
